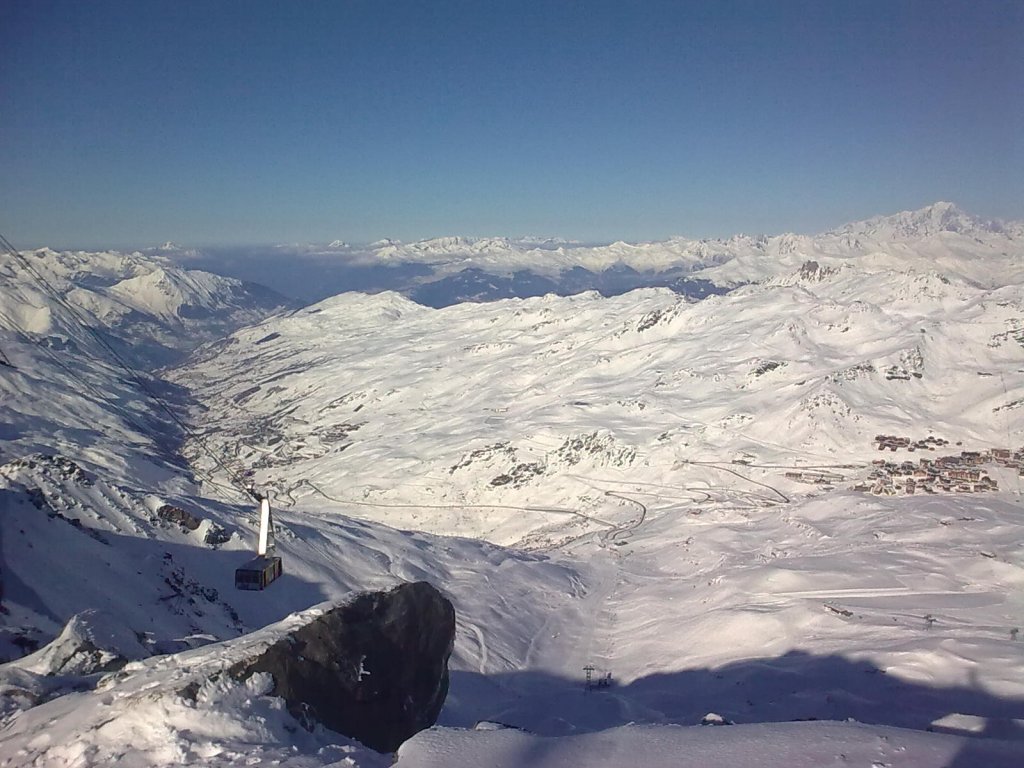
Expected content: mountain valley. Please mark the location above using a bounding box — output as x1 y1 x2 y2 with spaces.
2 203 1023 766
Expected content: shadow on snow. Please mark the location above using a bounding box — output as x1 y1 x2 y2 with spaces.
444 650 1024 762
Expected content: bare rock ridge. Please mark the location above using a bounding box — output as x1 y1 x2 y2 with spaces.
229 581 456 753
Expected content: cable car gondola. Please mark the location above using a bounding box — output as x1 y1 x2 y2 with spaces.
235 494 282 590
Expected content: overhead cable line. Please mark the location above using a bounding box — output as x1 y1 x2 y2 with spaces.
1 305 233 500
0 292 244 506
0 304 146 424
0 233 257 503
0 315 241 507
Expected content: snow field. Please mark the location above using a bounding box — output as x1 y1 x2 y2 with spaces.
3 206 1024 765
396 720 1024 768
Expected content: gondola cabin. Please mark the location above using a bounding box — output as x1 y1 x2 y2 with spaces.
235 554 282 590
235 494 282 590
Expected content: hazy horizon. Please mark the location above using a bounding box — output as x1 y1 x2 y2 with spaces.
9 199 1019 255
2 1 1021 248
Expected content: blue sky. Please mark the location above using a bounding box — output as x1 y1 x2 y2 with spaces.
1 0 1021 248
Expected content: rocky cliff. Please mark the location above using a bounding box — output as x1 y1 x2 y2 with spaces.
229 580 456 752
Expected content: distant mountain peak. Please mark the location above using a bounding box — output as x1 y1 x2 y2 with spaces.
830 201 1002 239
144 241 200 259
902 201 978 233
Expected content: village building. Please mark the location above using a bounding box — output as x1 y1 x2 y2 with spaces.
856 441 1021 498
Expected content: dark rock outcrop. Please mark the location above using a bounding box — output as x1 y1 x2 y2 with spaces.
156 504 201 531
798 260 836 281
230 581 455 753
156 503 230 546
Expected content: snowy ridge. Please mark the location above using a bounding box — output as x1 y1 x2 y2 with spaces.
366 234 723 275
3 206 1024 765
159 202 1024 306
314 203 1019 277
828 201 1010 240
0 247 293 367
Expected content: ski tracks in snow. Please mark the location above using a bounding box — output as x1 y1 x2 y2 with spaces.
461 620 489 674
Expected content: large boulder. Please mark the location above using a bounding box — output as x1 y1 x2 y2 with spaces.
230 581 456 753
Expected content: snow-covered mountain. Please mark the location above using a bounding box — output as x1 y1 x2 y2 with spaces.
0 243 592 764
0 247 293 368
163 202 1024 306
3 206 1024 766
828 200 1015 240
0 245 298 514
167 264 1024 545
336 201 1018 273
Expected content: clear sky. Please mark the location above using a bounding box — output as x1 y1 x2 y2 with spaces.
1 0 1021 248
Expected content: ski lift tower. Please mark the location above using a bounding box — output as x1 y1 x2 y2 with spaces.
234 492 283 590
583 664 596 691
583 664 613 691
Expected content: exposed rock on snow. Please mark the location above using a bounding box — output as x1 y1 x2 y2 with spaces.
156 503 202 531
16 609 148 677
229 581 455 753
0 610 148 717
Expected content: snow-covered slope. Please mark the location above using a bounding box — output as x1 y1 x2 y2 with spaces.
397 720 1024 768
4 207 1024 765
167 265 1024 545
0 245 293 504
0 246 590 765
0 247 293 368
0 336 589 767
